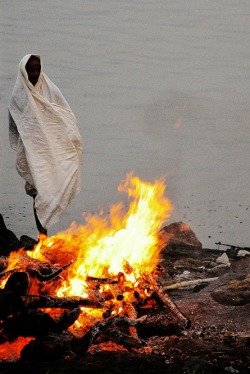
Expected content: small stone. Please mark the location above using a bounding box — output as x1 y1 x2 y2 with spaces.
216 253 230 266
237 250 250 258
225 366 239 373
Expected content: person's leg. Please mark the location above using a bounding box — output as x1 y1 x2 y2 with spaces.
33 196 47 235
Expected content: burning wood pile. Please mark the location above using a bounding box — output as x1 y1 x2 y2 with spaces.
0 251 190 361
0 174 190 361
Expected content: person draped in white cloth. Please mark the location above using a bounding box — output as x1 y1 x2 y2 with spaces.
8 54 83 235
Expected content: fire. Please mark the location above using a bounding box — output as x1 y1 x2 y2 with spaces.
27 174 172 297
0 338 34 361
0 173 173 359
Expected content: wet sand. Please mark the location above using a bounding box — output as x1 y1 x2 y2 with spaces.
0 1 249 249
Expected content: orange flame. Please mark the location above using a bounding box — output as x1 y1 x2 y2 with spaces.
0 173 173 360
0 337 34 360
26 173 173 298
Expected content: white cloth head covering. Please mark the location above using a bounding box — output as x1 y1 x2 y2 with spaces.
9 54 83 229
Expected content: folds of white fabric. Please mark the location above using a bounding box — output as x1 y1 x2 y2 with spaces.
9 54 83 228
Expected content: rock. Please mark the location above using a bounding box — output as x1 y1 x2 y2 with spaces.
211 274 250 306
231 256 250 273
174 270 192 281
173 258 204 271
216 252 230 266
237 249 250 258
158 222 202 253
207 264 230 276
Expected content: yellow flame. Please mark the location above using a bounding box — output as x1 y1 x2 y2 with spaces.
26 173 173 297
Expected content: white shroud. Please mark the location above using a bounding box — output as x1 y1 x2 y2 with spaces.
9 54 83 229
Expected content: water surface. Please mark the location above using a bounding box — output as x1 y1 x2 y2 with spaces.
0 1 249 248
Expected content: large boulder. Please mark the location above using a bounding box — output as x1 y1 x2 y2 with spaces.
158 222 202 253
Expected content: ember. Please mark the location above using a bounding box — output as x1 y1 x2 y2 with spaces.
0 174 190 361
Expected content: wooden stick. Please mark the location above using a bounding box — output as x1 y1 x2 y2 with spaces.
0 261 74 282
32 260 74 282
109 284 124 301
22 294 104 309
125 301 139 340
163 277 218 290
86 275 118 287
80 315 145 351
141 272 190 329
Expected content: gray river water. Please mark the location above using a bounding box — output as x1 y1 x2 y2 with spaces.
0 1 249 249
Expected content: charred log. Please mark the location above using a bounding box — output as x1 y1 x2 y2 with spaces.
4 271 30 295
107 328 144 350
0 291 25 319
22 294 104 309
0 272 30 319
55 307 82 331
109 284 124 301
86 275 118 288
125 301 139 340
72 315 147 356
20 333 71 361
141 272 191 329
1 307 81 341
0 268 20 279
1 310 59 339
28 260 74 282
136 309 183 338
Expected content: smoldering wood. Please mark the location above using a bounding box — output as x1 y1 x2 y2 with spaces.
0 217 249 372
136 309 184 338
86 288 107 303
4 271 30 295
0 272 30 319
22 294 104 309
20 334 72 361
1 310 60 339
107 328 144 350
0 256 72 285
0 221 200 360
54 307 82 331
0 291 26 319
124 301 139 340
74 315 147 356
115 315 147 327
141 271 191 329
29 259 74 282
72 316 127 355
0 268 20 279
117 271 126 286
109 283 124 301
86 275 118 287
20 314 147 362
1 307 81 341
0 265 191 356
